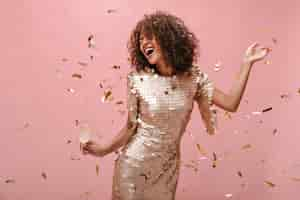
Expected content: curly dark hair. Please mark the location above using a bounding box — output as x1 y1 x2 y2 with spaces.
127 10 200 74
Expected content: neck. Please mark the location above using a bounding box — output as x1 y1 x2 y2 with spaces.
156 62 175 76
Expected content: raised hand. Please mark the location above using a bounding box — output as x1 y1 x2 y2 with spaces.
243 42 271 65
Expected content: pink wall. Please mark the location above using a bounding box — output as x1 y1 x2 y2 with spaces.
1 0 300 199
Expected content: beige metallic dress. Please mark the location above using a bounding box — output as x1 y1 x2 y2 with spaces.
112 65 217 200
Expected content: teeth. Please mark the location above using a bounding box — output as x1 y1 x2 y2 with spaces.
145 47 154 55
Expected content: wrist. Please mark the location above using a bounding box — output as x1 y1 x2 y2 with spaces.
242 60 253 68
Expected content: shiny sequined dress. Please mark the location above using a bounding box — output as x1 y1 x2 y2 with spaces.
112 65 217 200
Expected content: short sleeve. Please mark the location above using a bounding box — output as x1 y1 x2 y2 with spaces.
194 67 217 135
126 71 139 129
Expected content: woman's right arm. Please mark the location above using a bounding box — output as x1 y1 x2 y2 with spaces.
102 119 137 156
82 71 139 157
102 71 139 156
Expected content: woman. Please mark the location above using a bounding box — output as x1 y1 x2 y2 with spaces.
82 11 270 200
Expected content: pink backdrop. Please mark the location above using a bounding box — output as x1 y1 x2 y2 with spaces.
1 0 300 199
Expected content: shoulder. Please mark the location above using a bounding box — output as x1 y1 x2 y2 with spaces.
190 65 208 82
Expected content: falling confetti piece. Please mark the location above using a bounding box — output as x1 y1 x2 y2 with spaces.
198 156 208 160
184 164 198 172
70 154 81 160
115 101 124 105
107 9 117 13
67 140 72 144
96 164 100 176
112 65 121 69
298 88 300 94
273 128 278 135
212 152 217 168
280 94 289 99
213 152 217 161
67 88 75 93
5 179 15 183
241 144 252 150
262 107 272 113
225 193 233 198
90 55 94 60
252 111 262 115
264 180 276 188
61 57 68 62
41 172 47 180
24 122 30 128
196 144 207 156
272 38 278 44
78 61 88 66
102 89 113 102
237 171 243 177
290 177 300 182
213 61 222 72
75 120 80 126
72 73 82 79
214 60 222 67
88 34 96 48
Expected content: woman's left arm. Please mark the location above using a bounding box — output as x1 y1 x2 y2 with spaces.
212 42 271 112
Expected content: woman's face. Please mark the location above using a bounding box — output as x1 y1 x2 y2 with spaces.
139 31 164 66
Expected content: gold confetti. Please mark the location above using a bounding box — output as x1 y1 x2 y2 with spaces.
5 179 15 184
264 180 276 188
252 111 262 115
225 193 233 198
70 154 81 160
262 107 272 112
72 73 82 79
96 164 100 176
101 89 113 102
290 177 300 182
78 61 88 66
67 140 72 144
99 82 104 88
107 9 117 13
61 58 68 62
196 144 207 156
112 65 121 69
237 171 243 178
24 122 30 128
184 164 198 172
75 120 80 126
272 38 278 45
88 34 95 48
280 94 289 99
67 88 75 93
241 144 252 150
41 172 47 180
212 152 217 168
115 100 124 105
214 60 222 72
273 128 278 135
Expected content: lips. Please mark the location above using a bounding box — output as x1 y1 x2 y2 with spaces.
143 46 155 57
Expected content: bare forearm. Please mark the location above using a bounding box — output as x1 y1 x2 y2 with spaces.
228 61 253 111
103 123 137 156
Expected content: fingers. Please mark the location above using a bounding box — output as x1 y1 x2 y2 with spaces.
248 42 259 50
80 142 90 155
